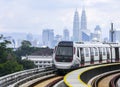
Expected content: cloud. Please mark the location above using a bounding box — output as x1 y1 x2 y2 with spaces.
0 0 119 38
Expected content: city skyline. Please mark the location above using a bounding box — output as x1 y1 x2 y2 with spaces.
0 0 120 39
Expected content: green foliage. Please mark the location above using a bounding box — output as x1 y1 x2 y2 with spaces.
0 35 23 76
14 40 33 57
0 37 11 63
21 40 31 48
0 64 4 76
20 59 36 70
14 40 53 70
0 61 23 76
14 40 37 70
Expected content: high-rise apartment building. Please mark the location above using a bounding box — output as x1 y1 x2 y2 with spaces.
63 29 69 41
26 33 33 42
42 29 54 47
109 30 120 43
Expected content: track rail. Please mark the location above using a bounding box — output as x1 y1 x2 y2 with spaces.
0 67 55 87
89 70 120 87
45 76 63 87
98 73 120 87
13 68 55 87
31 76 63 87
109 74 120 87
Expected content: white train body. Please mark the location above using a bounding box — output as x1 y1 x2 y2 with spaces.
53 41 120 70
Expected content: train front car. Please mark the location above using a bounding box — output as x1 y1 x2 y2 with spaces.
53 41 76 73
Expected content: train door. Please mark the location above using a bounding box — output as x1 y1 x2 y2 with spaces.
106 47 111 63
94 47 99 64
99 48 102 63
102 48 107 63
119 48 120 61
112 48 115 62
90 47 94 64
76 47 81 65
80 48 85 66
115 47 119 62
84 48 90 65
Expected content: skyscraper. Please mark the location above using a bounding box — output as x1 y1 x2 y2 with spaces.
109 30 120 43
81 8 90 41
63 29 69 41
81 9 87 30
42 29 54 47
26 33 33 42
92 25 102 42
73 9 80 42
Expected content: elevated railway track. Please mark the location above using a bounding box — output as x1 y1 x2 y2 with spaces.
98 73 120 87
0 67 55 87
1 63 120 87
88 70 120 87
64 63 120 87
33 76 63 87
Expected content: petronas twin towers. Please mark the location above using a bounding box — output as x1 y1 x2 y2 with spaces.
73 8 89 42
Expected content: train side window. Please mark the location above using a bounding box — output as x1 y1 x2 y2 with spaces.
85 48 89 57
95 48 98 56
103 48 106 55
80 48 84 56
90 48 94 56
99 48 102 54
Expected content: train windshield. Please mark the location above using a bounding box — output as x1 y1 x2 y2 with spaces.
56 46 73 56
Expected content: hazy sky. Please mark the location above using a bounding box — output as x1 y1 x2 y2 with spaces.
0 0 120 38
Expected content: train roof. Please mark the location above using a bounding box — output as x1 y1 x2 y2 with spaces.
57 41 120 47
74 42 120 47
74 42 110 47
58 41 73 46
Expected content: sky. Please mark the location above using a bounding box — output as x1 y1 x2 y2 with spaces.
0 0 120 38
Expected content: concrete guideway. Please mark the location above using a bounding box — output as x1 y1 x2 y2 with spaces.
64 63 120 87
88 69 120 87
64 67 91 87
98 73 120 87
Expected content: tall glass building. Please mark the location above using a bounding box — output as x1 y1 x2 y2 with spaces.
109 30 120 43
81 8 90 41
42 29 54 47
81 9 87 30
73 9 80 42
94 25 102 42
63 29 70 41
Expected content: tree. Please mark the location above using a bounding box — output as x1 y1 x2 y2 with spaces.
0 61 23 76
0 35 23 76
0 35 11 63
21 40 31 48
14 40 36 69
20 59 36 70
15 40 32 57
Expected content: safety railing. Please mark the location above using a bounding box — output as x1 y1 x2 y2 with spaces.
0 66 54 87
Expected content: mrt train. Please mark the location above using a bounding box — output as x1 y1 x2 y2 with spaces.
52 41 120 71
